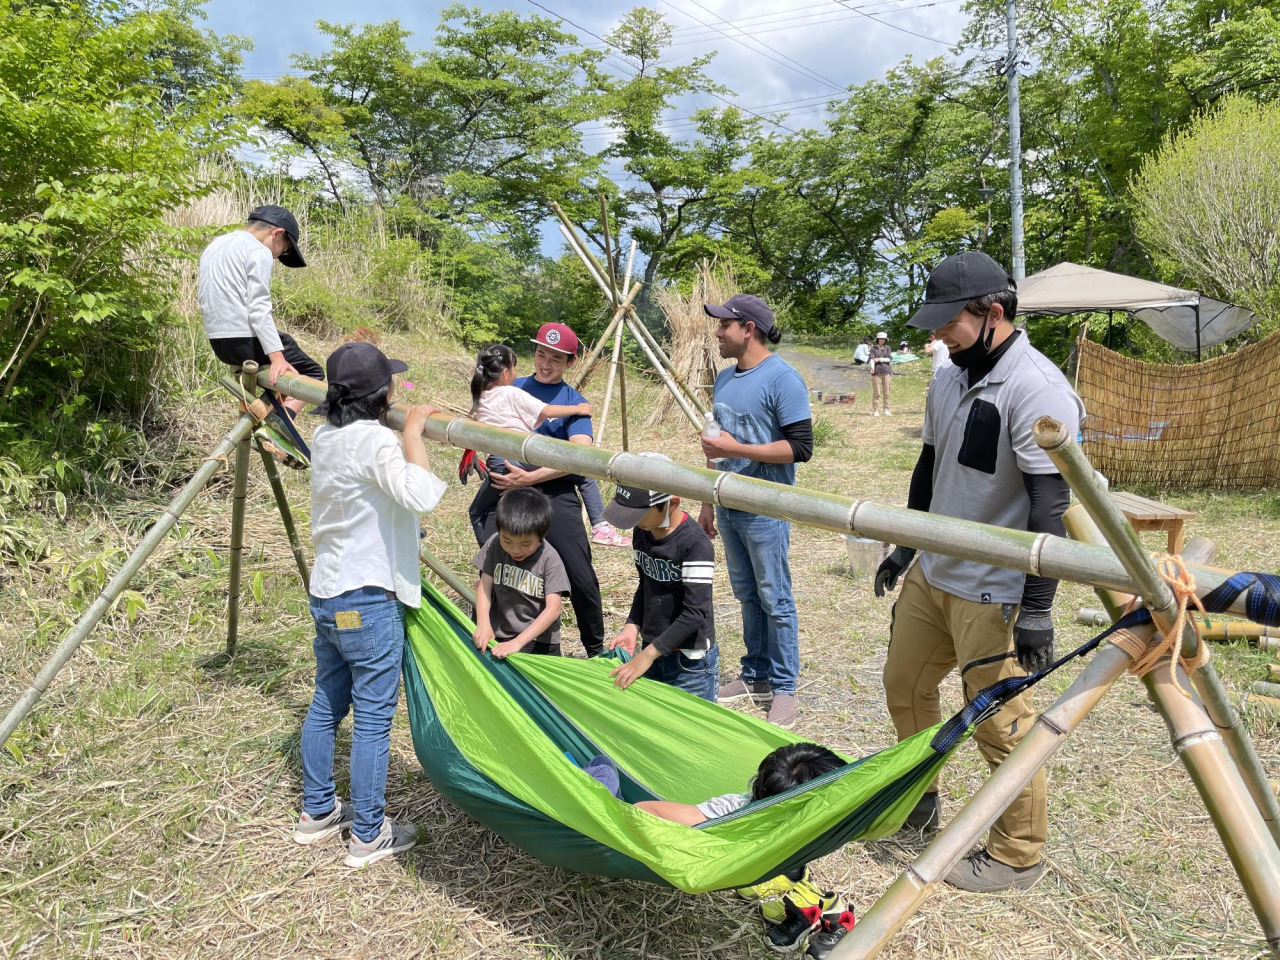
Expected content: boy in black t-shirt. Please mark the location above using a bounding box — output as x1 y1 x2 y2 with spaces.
603 454 719 701
472 489 570 658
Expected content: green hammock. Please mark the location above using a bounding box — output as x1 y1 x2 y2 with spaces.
402 579 971 893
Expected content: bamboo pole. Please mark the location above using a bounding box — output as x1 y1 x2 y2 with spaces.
254 439 310 590
598 308 628 447
836 642 1138 958
618 350 630 452
597 241 637 445
251 369 1258 614
1035 417 1280 849
599 193 620 307
0 413 257 747
574 280 643 391
420 545 477 607
623 312 704 429
225 368 255 657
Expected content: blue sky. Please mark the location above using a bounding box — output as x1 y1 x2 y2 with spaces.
203 0 974 256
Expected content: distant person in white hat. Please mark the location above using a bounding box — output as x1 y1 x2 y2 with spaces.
869 332 893 415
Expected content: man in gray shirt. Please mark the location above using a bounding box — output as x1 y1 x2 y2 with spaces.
198 205 322 413
874 252 1084 893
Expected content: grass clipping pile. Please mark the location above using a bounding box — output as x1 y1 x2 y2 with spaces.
648 260 733 426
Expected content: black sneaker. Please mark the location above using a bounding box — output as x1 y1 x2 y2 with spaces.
804 910 856 959
899 792 940 833
766 897 823 954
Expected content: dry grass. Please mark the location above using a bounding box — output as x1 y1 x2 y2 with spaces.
647 261 734 425
3 337 1280 959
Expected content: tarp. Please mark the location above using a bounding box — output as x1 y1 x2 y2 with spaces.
1018 262 1257 353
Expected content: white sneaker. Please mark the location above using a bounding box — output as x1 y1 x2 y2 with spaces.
885 410 893 416
872 410 880 417
293 798 353 845
344 817 418 868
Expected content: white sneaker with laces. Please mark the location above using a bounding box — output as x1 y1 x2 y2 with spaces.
344 816 419 868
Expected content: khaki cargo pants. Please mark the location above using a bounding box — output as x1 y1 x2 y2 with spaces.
882 564 1047 867
871 373 890 412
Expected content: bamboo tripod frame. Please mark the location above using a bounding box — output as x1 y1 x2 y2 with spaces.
5 376 1280 953
551 199 710 437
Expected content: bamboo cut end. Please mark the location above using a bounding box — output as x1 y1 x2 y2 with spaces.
1033 416 1070 451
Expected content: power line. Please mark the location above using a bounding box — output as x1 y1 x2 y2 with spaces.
656 0 845 93
667 0 965 47
830 0 957 48
525 0 798 134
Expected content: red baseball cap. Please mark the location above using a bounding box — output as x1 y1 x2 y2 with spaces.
531 322 579 356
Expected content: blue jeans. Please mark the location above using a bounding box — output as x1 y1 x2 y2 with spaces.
716 507 800 695
301 586 406 842
643 644 720 702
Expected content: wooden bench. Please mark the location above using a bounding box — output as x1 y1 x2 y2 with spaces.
1110 490 1195 555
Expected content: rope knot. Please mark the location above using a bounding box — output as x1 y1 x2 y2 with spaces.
1112 555 1209 695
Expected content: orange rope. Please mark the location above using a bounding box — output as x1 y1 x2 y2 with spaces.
1107 555 1209 696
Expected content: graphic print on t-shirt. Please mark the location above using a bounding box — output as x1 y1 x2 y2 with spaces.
712 401 767 476
492 560 545 598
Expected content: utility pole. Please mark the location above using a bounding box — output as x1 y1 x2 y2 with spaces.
1006 0 1025 281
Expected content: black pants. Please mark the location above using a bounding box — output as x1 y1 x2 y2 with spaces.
469 479 605 658
209 332 324 381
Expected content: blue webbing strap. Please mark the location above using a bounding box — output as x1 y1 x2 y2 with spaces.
1201 572 1280 626
929 608 1152 752
266 392 312 460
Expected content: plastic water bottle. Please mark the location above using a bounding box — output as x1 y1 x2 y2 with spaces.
702 412 724 465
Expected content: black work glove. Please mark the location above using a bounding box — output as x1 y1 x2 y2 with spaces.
874 546 916 597
1013 608 1055 673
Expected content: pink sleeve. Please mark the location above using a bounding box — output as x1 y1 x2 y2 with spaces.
510 387 547 431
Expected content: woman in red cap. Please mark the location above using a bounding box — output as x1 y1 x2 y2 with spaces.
466 322 607 657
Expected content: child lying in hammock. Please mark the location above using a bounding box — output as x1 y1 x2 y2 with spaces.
635 741 843 825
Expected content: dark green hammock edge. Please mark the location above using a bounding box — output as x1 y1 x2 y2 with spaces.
401 569 1261 893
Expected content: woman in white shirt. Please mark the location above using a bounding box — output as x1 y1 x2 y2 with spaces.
293 342 447 868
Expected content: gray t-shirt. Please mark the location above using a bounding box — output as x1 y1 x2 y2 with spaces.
473 535 570 647
696 792 750 820
921 332 1086 604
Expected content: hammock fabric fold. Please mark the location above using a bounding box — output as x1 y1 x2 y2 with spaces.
403 580 956 893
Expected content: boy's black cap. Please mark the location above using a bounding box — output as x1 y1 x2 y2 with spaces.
248 204 307 268
313 342 407 414
603 453 673 529
908 251 1014 330
704 293 775 337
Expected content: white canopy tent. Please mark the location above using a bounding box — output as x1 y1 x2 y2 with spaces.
1017 262 1257 359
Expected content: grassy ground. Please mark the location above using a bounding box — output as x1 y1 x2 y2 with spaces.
3 335 1280 959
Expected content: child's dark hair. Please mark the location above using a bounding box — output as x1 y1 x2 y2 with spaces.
470 344 517 415
495 488 553 539
749 742 844 802
323 382 391 428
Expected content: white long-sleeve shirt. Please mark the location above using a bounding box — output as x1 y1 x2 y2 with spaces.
197 230 284 355
309 420 448 608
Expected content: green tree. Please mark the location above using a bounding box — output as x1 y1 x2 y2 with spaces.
0 0 239 413
1132 96 1280 326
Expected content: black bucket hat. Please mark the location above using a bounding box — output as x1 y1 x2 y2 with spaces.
248 204 307 268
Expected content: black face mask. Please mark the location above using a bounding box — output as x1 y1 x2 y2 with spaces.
946 313 997 370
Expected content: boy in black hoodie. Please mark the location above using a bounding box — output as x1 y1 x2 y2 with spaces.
603 453 719 701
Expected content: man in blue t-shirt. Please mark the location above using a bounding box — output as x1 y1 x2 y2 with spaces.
467 322 606 657
698 294 813 729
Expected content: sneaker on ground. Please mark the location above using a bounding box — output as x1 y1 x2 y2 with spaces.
899 792 940 833
766 898 824 954
885 410 893 416
737 865 809 901
767 693 799 730
872 410 880 417
759 879 841 925
344 817 419 869
590 522 632 548
804 910 856 959
293 798 353 845
944 847 1044 892
717 677 773 705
